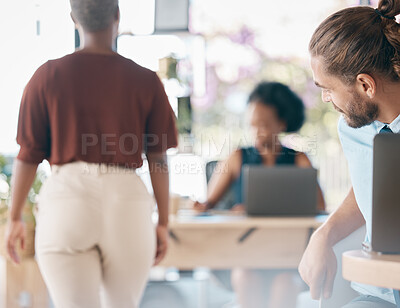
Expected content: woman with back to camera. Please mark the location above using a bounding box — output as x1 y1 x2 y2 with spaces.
195 82 325 308
5 0 177 307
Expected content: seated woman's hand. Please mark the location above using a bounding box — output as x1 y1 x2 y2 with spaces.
230 204 246 214
193 201 209 212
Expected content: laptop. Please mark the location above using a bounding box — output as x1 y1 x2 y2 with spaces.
243 166 318 216
371 133 400 254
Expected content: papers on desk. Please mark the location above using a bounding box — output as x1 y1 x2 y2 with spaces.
178 209 245 217
175 209 246 223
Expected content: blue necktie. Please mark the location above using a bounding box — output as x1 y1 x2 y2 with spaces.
379 125 393 134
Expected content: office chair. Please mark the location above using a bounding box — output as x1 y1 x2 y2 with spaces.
205 160 236 210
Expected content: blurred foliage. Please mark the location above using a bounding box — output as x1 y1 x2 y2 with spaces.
0 155 46 225
0 155 9 225
177 97 192 134
0 154 11 201
0 155 6 171
182 24 349 209
159 56 179 80
189 25 340 162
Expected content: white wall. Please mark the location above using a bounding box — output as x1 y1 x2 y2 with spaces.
0 0 74 154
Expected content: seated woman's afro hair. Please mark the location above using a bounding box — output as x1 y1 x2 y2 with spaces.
248 81 305 133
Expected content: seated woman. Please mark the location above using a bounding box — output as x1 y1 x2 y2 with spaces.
194 81 325 308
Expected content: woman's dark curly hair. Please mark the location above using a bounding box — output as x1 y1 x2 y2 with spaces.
248 82 305 133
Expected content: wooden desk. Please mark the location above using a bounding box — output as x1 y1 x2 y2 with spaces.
342 250 400 306
159 213 326 269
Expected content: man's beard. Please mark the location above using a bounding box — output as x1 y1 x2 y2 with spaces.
341 92 379 129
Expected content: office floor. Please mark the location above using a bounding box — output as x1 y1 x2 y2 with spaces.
44 269 235 308
141 270 237 308
44 269 317 308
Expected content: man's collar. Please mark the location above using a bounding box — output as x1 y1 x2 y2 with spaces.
373 113 400 133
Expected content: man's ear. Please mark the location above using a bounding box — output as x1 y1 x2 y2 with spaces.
355 73 376 99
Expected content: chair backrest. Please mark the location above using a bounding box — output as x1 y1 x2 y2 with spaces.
205 160 236 210
205 160 218 183
320 225 366 308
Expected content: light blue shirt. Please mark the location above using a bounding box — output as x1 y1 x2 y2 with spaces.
338 114 400 304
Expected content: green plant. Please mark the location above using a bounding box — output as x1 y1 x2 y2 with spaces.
28 169 46 204
0 155 46 226
0 155 10 211
0 155 6 172
0 202 7 225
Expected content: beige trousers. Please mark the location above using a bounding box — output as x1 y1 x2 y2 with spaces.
35 161 156 308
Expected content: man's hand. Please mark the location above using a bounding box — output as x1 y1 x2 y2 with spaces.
5 219 26 265
298 230 337 300
299 187 365 300
154 224 169 266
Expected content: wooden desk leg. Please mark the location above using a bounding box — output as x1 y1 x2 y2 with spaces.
394 289 400 308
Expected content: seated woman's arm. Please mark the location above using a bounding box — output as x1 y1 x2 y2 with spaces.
194 150 242 211
295 152 326 211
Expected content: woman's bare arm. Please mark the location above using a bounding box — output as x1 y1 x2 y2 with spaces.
146 152 170 265
9 159 38 220
6 159 38 264
194 150 242 210
146 152 169 226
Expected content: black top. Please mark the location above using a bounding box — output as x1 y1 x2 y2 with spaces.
232 146 297 206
